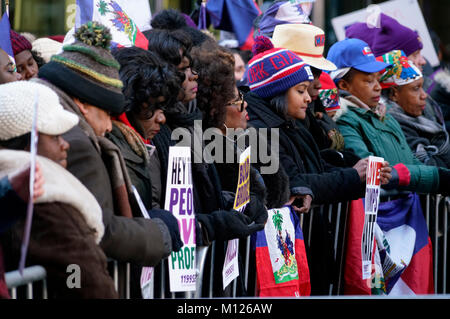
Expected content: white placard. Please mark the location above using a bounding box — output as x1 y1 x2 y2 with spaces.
164 146 197 292
222 146 251 290
361 155 384 279
331 0 439 67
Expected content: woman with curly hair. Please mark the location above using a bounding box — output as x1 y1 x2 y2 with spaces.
146 28 266 298
109 46 185 298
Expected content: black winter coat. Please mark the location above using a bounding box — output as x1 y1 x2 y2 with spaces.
245 91 365 205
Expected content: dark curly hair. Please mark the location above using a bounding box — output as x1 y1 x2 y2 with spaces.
149 8 212 47
112 46 182 124
191 42 236 129
145 28 193 68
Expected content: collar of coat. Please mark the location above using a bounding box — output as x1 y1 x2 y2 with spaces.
0 150 104 243
334 90 387 122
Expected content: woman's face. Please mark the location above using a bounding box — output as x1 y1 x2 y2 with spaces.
392 78 427 117
408 50 426 72
286 81 312 120
339 71 381 108
15 50 38 80
37 133 70 168
138 97 167 141
223 87 248 131
233 53 245 82
177 54 198 103
0 49 21 83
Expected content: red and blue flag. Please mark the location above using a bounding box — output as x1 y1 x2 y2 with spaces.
254 206 310 296
76 0 148 49
344 193 434 295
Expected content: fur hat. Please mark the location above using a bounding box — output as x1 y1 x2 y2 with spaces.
38 22 125 115
0 81 78 140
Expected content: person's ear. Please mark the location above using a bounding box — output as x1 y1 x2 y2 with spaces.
73 97 88 116
337 79 349 92
390 86 399 102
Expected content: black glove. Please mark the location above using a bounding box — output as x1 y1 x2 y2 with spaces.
148 209 183 252
196 210 265 242
438 168 450 196
243 194 268 225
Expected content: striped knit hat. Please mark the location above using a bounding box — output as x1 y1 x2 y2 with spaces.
247 36 314 99
38 22 125 114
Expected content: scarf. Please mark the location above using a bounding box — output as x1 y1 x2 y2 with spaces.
340 90 387 120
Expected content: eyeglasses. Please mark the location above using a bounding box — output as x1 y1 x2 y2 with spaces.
227 91 245 112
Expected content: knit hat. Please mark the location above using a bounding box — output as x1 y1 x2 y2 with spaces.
271 23 337 71
0 81 78 140
10 30 32 56
375 50 422 89
345 13 423 57
247 36 314 98
32 37 63 63
38 22 125 115
318 72 340 112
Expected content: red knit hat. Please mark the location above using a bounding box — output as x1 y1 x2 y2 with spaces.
10 30 32 56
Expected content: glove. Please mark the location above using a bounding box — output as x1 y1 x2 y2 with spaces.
196 210 265 242
148 209 183 252
243 195 268 225
438 168 450 196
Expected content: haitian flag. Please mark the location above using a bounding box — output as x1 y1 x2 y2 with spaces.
206 0 260 49
344 193 434 295
254 206 310 296
76 0 148 49
0 12 15 63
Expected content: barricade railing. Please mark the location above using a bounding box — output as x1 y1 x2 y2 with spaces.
6 193 448 299
5 265 47 299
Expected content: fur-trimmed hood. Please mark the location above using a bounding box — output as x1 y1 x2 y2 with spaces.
0 150 104 243
433 68 450 93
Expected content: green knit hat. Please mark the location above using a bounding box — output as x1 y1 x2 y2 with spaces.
39 22 125 114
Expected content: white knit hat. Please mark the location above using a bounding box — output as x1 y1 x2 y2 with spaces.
32 37 63 63
0 81 78 140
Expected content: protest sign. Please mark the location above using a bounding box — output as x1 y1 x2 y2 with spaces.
331 0 439 67
222 147 251 289
361 155 383 279
165 147 197 292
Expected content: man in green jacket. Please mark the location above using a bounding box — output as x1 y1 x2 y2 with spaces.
327 38 450 195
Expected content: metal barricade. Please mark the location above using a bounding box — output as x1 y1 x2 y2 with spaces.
109 193 450 298
5 265 47 299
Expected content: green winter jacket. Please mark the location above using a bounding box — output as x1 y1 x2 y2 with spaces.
335 96 439 194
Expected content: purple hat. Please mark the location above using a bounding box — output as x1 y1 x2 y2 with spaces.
345 13 423 57
255 1 311 38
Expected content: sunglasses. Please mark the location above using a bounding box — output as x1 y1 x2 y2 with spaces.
227 91 245 112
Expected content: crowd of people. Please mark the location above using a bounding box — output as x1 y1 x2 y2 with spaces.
0 2 449 299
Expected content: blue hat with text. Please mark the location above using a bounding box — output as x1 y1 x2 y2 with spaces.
326 38 391 73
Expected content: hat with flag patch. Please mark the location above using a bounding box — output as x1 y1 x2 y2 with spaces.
327 38 391 80
272 23 336 71
247 36 314 99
